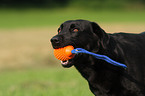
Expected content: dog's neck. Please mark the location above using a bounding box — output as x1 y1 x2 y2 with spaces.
74 54 124 95
74 35 125 95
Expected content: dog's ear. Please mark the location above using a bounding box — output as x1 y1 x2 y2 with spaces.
91 22 106 39
91 22 108 49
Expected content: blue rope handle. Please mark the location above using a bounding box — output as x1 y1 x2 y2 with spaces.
71 48 127 69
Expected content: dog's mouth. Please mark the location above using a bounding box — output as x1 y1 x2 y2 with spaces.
61 60 70 66
60 59 74 68
52 43 79 68
60 55 77 68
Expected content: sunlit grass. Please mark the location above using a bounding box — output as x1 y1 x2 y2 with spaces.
0 27 58 69
0 24 144 69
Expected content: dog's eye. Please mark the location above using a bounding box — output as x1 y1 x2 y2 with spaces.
73 29 79 32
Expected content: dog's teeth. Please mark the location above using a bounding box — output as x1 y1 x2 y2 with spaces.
61 60 69 65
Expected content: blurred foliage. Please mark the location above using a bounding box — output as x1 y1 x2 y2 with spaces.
0 0 68 8
0 0 145 10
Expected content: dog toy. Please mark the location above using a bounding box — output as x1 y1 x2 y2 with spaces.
71 48 127 69
53 46 127 69
54 45 75 61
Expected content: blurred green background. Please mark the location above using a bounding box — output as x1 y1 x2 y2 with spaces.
0 0 145 96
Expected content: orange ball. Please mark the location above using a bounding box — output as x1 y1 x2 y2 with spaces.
54 45 75 61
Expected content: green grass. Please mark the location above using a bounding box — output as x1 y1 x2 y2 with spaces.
0 67 93 96
0 9 145 28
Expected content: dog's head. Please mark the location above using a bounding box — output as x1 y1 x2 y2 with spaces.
50 20 108 68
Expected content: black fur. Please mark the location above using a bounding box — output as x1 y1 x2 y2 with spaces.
50 20 145 96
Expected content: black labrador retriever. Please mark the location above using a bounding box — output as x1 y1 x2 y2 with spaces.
50 20 145 96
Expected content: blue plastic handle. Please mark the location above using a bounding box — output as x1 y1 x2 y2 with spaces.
71 48 127 69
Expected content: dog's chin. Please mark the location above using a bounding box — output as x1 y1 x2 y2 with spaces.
61 59 74 68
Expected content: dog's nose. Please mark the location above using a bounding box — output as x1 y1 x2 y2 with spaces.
51 36 60 45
